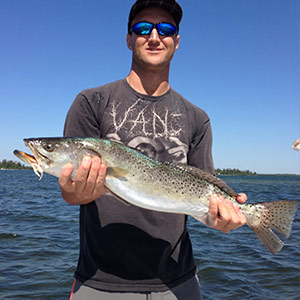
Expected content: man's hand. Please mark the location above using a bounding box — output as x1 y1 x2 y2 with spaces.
59 156 107 205
209 193 247 233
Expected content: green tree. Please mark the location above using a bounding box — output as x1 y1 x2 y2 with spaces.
0 159 30 170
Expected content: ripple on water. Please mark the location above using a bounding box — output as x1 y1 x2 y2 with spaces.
1 171 300 299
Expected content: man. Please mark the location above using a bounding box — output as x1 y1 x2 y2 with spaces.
60 1 247 299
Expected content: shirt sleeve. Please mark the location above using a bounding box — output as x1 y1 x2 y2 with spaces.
63 93 101 138
187 112 215 175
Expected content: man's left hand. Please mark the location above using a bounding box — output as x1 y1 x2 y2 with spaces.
209 193 247 233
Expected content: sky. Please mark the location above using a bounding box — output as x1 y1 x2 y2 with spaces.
1 0 299 174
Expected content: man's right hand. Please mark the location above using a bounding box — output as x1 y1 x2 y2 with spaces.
59 156 107 205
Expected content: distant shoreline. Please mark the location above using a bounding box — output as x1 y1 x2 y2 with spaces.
0 160 31 170
215 168 300 177
0 167 31 170
218 173 300 177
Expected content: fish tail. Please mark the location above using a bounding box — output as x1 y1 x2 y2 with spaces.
247 200 299 254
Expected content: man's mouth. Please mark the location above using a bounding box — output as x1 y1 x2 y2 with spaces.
147 48 162 52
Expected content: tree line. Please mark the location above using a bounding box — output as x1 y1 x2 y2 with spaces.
0 159 30 170
215 168 257 176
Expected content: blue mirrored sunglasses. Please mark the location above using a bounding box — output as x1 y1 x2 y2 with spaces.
130 22 177 36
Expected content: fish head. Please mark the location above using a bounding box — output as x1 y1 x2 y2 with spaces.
15 137 101 180
24 137 77 178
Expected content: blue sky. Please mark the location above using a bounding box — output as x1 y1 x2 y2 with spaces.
1 0 299 174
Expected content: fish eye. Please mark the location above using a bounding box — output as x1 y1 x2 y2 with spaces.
42 142 55 152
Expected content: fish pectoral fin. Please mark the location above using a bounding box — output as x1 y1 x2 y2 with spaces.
106 167 128 181
192 213 214 228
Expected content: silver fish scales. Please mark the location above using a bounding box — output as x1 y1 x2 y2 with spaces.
14 137 300 254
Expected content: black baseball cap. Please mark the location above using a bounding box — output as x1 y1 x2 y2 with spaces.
128 0 183 33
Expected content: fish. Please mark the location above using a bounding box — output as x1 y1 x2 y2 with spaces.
292 138 300 151
14 137 299 255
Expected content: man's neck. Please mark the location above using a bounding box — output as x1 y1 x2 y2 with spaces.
126 68 170 96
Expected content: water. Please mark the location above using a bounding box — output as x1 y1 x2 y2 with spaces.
189 175 300 300
0 171 299 299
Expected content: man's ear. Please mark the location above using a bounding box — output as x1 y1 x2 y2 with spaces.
126 34 133 50
175 34 180 51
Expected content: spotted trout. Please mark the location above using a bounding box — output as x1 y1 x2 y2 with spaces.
14 137 299 254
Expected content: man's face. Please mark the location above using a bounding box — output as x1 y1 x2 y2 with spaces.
127 7 180 72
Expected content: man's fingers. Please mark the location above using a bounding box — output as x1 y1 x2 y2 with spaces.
59 156 107 205
209 194 247 233
236 193 247 204
209 194 219 221
94 163 107 194
233 203 247 226
75 156 92 194
59 163 74 191
84 157 101 193
217 197 232 226
221 200 247 233
220 199 240 233
209 195 231 229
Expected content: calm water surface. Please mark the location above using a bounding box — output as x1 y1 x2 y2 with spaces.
0 170 299 299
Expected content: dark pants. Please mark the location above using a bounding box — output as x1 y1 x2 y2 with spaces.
70 275 202 300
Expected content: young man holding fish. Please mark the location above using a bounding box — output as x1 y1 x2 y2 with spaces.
60 0 247 299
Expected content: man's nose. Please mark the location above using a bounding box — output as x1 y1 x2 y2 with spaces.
148 28 160 42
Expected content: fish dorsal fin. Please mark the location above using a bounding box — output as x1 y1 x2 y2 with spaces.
172 163 238 198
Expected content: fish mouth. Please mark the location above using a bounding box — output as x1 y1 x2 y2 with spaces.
13 149 44 180
14 149 37 165
24 139 52 164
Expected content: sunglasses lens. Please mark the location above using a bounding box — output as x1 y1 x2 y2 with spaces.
131 22 177 36
157 23 177 36
132 22 153 35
